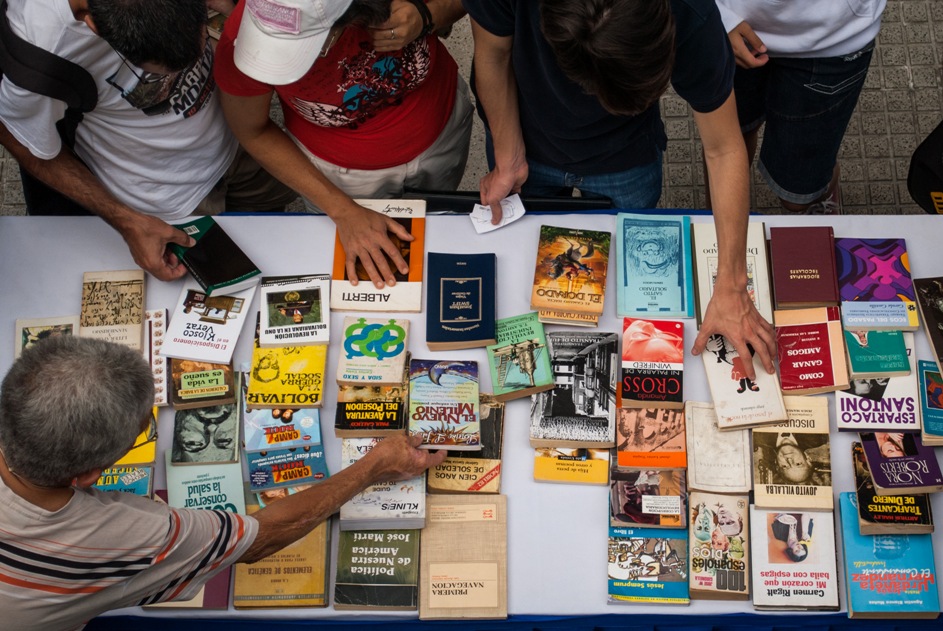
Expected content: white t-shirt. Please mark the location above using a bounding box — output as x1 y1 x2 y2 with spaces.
0 0 238 218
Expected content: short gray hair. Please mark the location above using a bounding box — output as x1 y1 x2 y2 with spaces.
0 336 154 486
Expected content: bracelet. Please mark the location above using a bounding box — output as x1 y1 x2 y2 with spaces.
405 0 435 37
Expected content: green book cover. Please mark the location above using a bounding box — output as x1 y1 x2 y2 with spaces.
334 529 420 610
844 329 910 378
486 312 553 402
170 216 261 296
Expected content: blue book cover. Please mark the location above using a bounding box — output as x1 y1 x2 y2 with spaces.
165 453 246 514
608 525 689 604
243 406 321 453
918 359 943 438
247 446 329 491
838 492 940 618
425 252 496 348
615 213 694 318
93 466 153 496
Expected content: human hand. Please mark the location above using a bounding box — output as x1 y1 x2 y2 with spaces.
365 434 447 483
480 158 527 224
728 21 768 69
336 203 414 288
370 0 423 52
119 213 193 281
691 284 776 380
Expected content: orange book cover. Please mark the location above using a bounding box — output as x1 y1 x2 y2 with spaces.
530 225 610 316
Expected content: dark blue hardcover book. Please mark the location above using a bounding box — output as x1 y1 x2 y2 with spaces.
425 252 496 350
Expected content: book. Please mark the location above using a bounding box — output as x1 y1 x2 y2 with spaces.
334 529 420 610
169 215 261 296
92 465 153 496
860 431 943 495
14 314 79 358
336 316 409 386
485 312 554 402
836 332 920 432
339 438 426 530
243 406 321 455
144 567 232 610
529 331 619 449
171 403 239 465
113 407 159 467
334 383 407 437
918 359 943 446
530 224 611 320
407 358 480 450
853 441 934 535
258 274 330 347
619 317 684 409
428 394 505 494
914 275 943 374
246 334 327 409
752 396 833 511
844 328 910 379
607 525 689 604
233 501 330 608
610 468 686 528
533 447 609 485
160 281 254 364
535 308 599 327
246 444 329 492
614 212 694 318
615 407 686 470
79 269 145 350
425 252 496 351
330 199 425 312
419 494 508 620
768 226 840 309
169 358 236 410
688 491 750 600
144 309 168 406
774 306 849 395
684 401 751 493
835 237 919 331
164 452 246 514
700 333 787 429
838 492 940 619
692 221 773 325
749 506 839 611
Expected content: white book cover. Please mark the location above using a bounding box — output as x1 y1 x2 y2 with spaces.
164 451 246 515
336 316 410 386
258 274 330 347
14 314 79 358
684 401 751 493
79 269 145 350
160 281 255 364
339 438 425 530
836 332 921 432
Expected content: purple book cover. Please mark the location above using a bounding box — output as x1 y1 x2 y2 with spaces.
860 432 943 493
835 238 915 303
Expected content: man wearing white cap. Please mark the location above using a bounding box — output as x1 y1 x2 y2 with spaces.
215 0 470 288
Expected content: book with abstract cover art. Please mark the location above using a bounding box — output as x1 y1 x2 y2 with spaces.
258 274 330 347
860 432 943 495
14 315 79 359
607 525 689 605
485 312 554 402
683 402 751 494
853 442 933 535
530 224 611 319
171 403 239 465
749 506 839 611
688 491 750 600
835 237 919 331
615 212 694 317
610 467 686 528
615 407 686 470
620 317 684 409
330 199 425 312
246 335 327 408
336 316 409 386
79 269 145 350
334 529 420 610
408 359 480 450
160 281 254 364
774 306 849 395
918 359 943 446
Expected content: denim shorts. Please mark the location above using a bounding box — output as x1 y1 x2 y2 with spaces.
734 43 875 204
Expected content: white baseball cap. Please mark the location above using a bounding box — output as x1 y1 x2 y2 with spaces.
234 0 354 85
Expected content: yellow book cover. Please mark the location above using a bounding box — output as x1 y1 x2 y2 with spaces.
114 407 158 466
533 447 610 485
246 342 327 409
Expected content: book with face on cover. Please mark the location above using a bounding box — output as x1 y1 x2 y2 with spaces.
853 441 934 535
607 525 689 605
258 274 330 347
530 224 611 321
860 431 943 495
914 276 943 375
171 403 239 465
835 237 919 331
14 315 79 358
79 269 145 350
688 491 750 601
168 216 261 296
246 324 327 409
160 281 254 364
683 401 751 494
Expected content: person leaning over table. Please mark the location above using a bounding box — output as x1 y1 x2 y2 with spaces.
0 336 445 631
464 0 776 377
214 0 471 289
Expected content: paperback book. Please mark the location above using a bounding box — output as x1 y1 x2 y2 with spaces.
428 394 505 494
408 358 480 450
533 447 609 485
144 309 168 406
844 328 910 379
768 225 840 309
334 383 407 437
169 216 261 295
258 273 330 347
485 312 554 402
334 529 420 610
610 467 686 528
79 269 145 350
614 212 694 318
243 406 321 454
92 465 153 496
336 316 409 386
774 306 849 395
853 441 933 535
14 314 79 358
607 525 689 604
246 445 329 492
339 437 426 530
684 402 751 494
113 408 159 467
246 335 327 408
170 359 235 410
860 431 943 495
835 237 919 331
918 359 943 445
914 276 943 375
160 281 254 364
615 407 686 470
688 491 750 600
171 404 239 465
620 317 684 409
164 452 246 514
425 252 496 350
530 224 611 321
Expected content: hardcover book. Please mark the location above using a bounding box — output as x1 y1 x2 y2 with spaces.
330 199 425 312
529 331 618 449
144 309 168 406
607 525 689 604
408 358 480 450
164 452 246 514
92 465 153 497
334 529 420 610
853 441 933 535
914 275 943 375
533 447 609 485
615 407 686 470
246 445 329 492
684 402 751 494
610 467 686 528
692 221 773 325
768 226 840 309
336 316 409 386
334 383 407 437
14 314 79 358
860 431 943 495
243 405 321 454
425 252 496 351
620 317 684 409
246 336 327 408
169 216 261 296
835 237 919 331
752 396 833 511
79 269 145 350
169 358 236 409
688 491 750 600
428 395 505 494
700 333 787 429
838 492 940 619
844 328 910 379
258 274 330 347
339 438 426 530
419 494 508 620
614 212 694 318
171 404 239 465
918 359 943 446
160 281 254 364
774 306 849 395
836 332 920 432
485 312 554 402
530 224 611 319
749 506 839 611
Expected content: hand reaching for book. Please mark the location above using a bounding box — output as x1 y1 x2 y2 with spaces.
366 434 447 483
117 213 193 281
336 203 414 289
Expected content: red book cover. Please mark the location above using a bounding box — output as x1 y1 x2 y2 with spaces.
620 317 684 409
769 226 839 309
775 306 849 395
